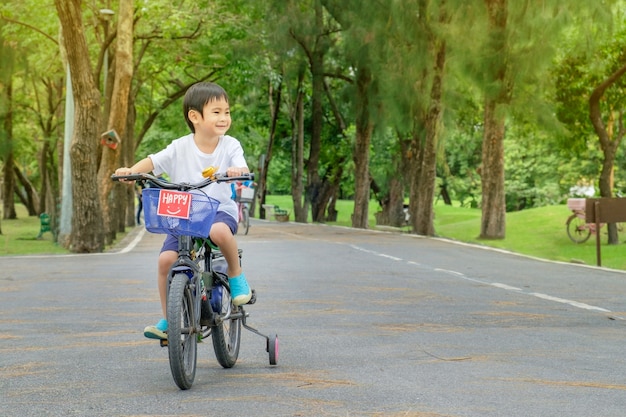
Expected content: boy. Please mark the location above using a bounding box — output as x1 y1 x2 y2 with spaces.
114 82 252 339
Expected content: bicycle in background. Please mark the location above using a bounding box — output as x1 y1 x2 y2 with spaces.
565 198 623 243
234 181 255 235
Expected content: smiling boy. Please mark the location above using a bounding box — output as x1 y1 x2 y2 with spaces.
114 82 252 339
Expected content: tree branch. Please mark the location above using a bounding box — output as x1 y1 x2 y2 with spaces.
0 15 58 45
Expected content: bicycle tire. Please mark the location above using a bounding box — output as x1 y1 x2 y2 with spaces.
242 205 250 235
268 334 279 365
566 213 591 244
167 273 198 390
211 277 241 368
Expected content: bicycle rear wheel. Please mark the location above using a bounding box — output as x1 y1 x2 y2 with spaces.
167 273 197 390
242 205 250 235
566 213 591 243
211 279 241 368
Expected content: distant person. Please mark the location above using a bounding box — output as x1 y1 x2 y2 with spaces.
231 179 255 201
135 182 145 225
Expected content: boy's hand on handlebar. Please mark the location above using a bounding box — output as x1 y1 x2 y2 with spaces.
115 167 132 176
113 167 135 183
225 167 250 178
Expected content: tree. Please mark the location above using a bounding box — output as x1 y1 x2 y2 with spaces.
54 0 104 252
465 1 588 239
0 24 16 221
97 0 133 244
588 62 626 244
321 0 377 229
370 0 452 235
288 0 331 222
552 5 624 243
479 0 509 239
409 0 449 236
1 0 66 236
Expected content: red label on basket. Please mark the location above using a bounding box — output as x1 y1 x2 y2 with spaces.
156 190 192 219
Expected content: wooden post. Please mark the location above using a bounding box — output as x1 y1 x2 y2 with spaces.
585 198 626 267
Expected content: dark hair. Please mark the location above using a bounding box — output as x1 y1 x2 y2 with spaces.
183 82 229 132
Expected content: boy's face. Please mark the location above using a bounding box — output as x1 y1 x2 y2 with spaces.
189 97 231 138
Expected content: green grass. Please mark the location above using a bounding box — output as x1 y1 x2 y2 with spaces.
4 198 625 271
264 195 626 271
0 205 127 256
0 207 67 255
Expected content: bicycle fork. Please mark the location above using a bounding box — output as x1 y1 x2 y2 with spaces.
160 256 203 348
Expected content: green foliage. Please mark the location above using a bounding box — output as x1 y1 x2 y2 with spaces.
3 0 626 243
504 127 563 211
441 94 483 208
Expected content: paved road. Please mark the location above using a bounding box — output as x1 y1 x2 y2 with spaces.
2 220 626 416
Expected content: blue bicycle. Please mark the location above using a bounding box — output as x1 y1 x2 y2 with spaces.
112 172 278 390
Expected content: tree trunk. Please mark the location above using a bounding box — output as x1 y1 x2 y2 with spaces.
0 34 16 220
97 0 134 244
413 28 446 236
306 0 325 222
259 75 282 220
352 66 373 229
121 93 137 230
377 177 405 227
480 99 506 239
292 73 308 222
480 0 509 240
55 0 104 253
13 163 38 215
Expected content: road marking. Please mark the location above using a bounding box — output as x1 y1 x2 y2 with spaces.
115 227 146 254
378 254 403 261
529 292 611 312
353 245 613 314
491 283 523 291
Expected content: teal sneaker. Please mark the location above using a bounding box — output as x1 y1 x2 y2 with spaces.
229 273 252 306
144 318 167 340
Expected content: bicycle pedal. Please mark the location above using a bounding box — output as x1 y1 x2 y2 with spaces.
246 289 257 305
159 339 168 347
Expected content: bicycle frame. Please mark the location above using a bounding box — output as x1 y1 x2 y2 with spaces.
165 235 234 332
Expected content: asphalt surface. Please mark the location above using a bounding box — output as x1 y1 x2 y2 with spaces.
2 220 626 416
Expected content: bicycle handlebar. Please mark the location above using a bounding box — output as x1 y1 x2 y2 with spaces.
111 172 255 191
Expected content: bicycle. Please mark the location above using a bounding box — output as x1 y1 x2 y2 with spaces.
565 198 622 243
234 183 254 235
111 172 278 390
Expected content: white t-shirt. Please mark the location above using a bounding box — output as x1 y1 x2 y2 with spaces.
149 133 248 221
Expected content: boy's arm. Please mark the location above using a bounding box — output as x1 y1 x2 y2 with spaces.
115 157 154 176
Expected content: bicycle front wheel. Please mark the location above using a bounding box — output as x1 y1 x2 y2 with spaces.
167 273 198 390
211 282 241 368
566 214 591 244
242 205 250 235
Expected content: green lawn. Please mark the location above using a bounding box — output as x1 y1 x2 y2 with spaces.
0 205 126 256
264 195 626 271
0 209 68 255
3 198 625 271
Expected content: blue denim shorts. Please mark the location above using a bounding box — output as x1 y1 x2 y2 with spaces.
160 211 238 253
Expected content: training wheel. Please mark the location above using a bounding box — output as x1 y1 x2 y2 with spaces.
268 334 278 365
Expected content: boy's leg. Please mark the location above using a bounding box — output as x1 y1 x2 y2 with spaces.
144 237 177 339
210 220 252 306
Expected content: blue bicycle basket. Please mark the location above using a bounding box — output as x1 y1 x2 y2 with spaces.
143 188 219 238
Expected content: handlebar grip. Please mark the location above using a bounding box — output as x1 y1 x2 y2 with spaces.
111 174 144 182
215 173 255 182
